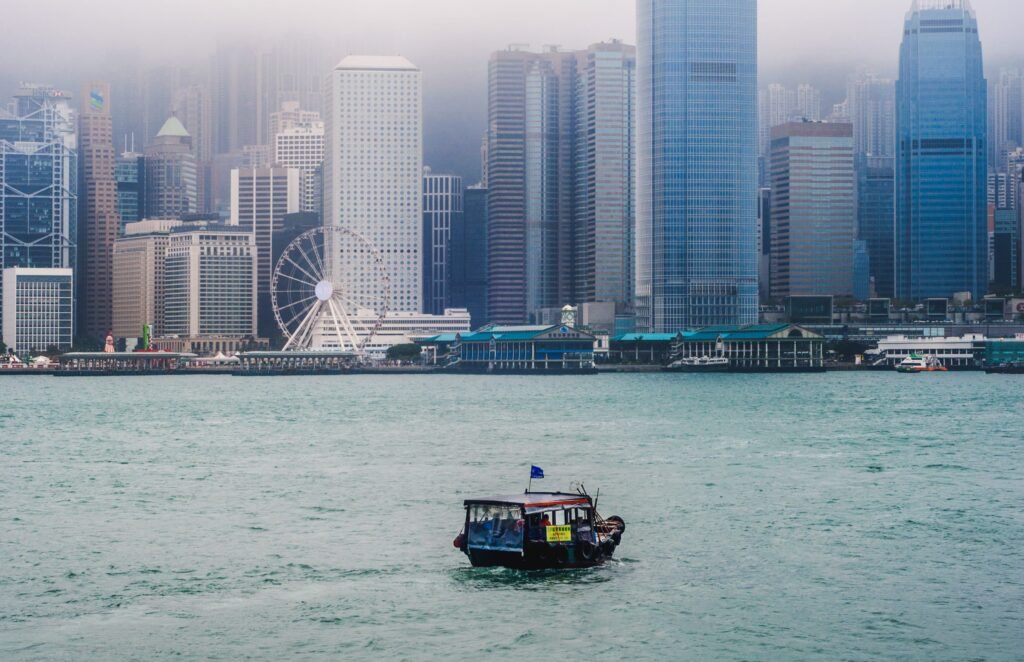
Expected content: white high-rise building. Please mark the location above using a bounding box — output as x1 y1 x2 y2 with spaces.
274 121 325 215
163 228 257 339
2 268 74 354
324 55 423 313
796 84 823 122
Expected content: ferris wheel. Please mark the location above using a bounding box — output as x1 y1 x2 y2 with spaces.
271 226 391 353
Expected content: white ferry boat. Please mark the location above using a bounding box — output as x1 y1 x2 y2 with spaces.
896 354 948 373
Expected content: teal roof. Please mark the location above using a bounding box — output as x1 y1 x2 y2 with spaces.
612 333 681 343
456 324 595 343
682 324 819 342
416 333 459 344
610 325 817 343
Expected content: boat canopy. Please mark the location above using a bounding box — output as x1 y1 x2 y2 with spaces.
465 492 592 515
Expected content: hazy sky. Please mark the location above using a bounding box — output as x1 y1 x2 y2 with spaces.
2 0 1020 180
2 0 1020 74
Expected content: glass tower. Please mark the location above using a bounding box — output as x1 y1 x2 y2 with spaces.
636 0 759 332
857 156 896 298
895 0 987 302
0 85 78 329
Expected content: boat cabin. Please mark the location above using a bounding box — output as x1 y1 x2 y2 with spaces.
458 492 622 569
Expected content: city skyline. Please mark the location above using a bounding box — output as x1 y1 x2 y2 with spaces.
2 0 1023 353
2 2 1021 184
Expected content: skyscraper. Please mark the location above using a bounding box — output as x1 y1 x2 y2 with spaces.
272 102 324 216
324 55 423 313
847 73 896 159
988 68 1022 170
574 41 637 314
895 0 988 302
230 167 300 337
796 84 823 122
636 0 759 331
451 185 489 327
423 170 463 315
486 48 568 324
211 42 260 156
857 156 896 298
173 83 214 214
163 227 257 340
115 151 145 229
144 115 198 219
989 171 1019 292
769 122 856 299
485 42 635 324
78 82 121 342
112 219 183 339
0 85 78 329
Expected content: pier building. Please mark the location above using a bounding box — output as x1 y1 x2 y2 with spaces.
425 324 598 373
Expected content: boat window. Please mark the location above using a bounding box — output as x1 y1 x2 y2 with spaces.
467 504 524 553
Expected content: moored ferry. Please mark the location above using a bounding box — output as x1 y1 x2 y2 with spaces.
896 354 948 373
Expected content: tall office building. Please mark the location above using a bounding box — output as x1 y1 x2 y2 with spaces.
272 103 325 216
988 68 1022 170
847 73 896 159
0 85 78 330
770 122 856 298
173 84 214 163
2 268 74 353
758 84 797 158
324 55 423 312
796 84 823 122
78 82 121 342
173 83 214 213
230 167 300 337
895 0 987 301
485 42 635 323
636 0 759 331
144 115 198 219
211 42 260 156
257 39 329 146
112 219 183 339
847 74 896 299
485 47 573 324
423 170 463 315
270 101 321 137
451 185 488 327
163 227 257 338
115 151 145 229
857 156 896 298
989 172 1019 292
574 41 636 313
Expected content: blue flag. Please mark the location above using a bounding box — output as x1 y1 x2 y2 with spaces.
530 465 545 479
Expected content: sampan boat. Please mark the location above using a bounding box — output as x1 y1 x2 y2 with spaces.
453 491 625 570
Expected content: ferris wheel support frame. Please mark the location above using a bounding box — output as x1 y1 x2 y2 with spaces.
271 226 390 355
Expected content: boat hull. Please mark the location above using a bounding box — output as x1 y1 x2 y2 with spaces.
466 541 616 570
662 365 730 373
986 366 1024 374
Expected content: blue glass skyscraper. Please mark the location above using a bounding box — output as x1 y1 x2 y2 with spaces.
895 0 987 301
636 0 759 332
0 85 78 327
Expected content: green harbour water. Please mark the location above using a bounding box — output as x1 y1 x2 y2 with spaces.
1 373 1022 659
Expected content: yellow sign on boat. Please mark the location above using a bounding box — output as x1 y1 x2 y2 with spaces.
546 525 573 543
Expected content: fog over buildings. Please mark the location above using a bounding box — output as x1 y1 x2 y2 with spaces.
1 0 1021 181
